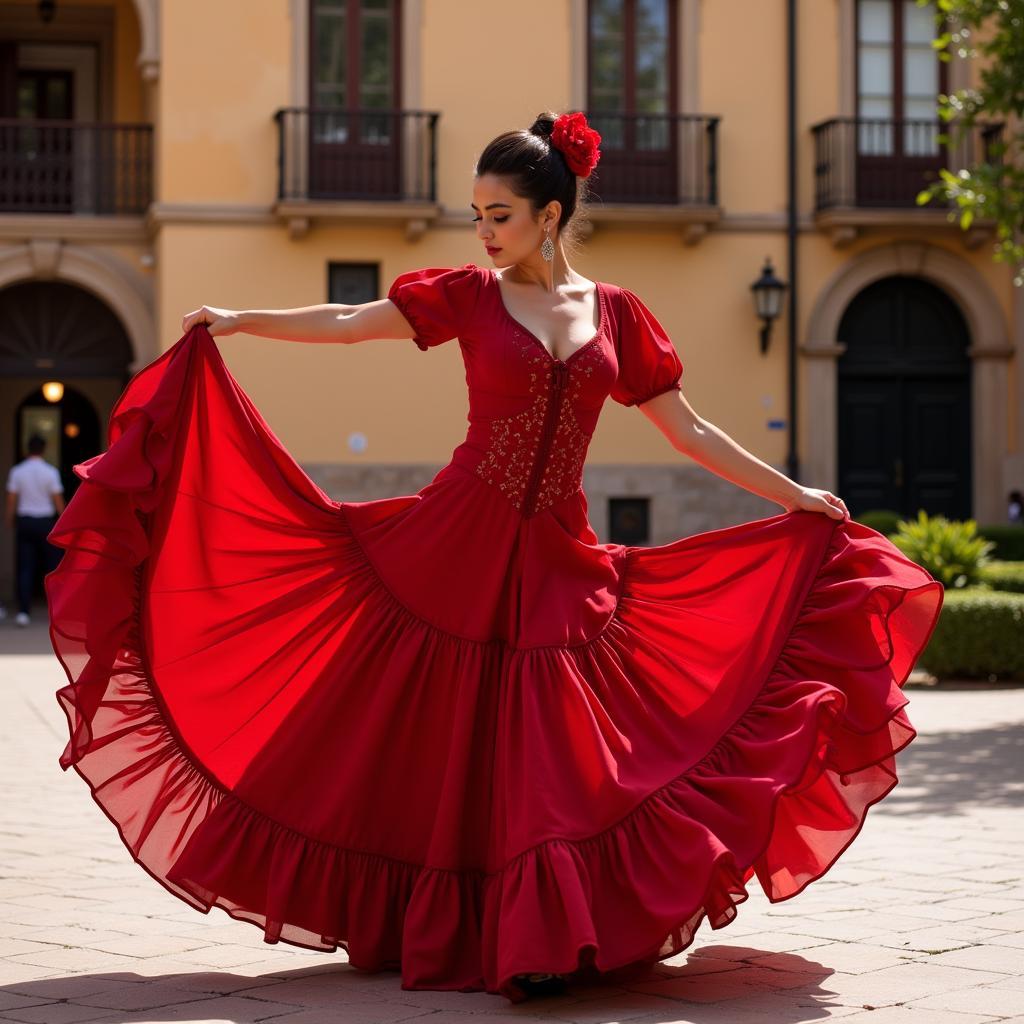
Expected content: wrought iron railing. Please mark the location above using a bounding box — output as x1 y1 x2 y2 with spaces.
812 116 1003 210
0 119 153 214
582 111 719 205
274 107 440 202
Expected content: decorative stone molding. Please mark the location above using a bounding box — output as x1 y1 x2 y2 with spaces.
26 239 62 278
145 204 273 228
815 207 997 249
0 213 150 243
144 202 722 240
0 242 156 373
584 204 722 244
271 201 442 242
132 0 160 82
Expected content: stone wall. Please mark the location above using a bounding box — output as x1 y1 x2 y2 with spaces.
302 462 785 546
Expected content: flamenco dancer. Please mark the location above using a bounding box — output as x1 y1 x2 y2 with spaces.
46 110 944 1002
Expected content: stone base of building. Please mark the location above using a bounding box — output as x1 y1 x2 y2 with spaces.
302 462 785 547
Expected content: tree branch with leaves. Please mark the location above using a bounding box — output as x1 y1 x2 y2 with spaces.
915 0 1024 285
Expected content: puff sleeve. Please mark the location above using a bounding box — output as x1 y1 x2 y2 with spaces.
609 287 684 406
386 264 482 351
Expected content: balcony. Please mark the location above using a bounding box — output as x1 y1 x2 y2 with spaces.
273 108 441 240
0 119 153 220
582 111 721 244
811 116 1003 247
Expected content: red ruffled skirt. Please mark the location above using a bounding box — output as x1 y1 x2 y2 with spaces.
47 326 943 1002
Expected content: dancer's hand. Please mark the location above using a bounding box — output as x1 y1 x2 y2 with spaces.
181 305 244 338
783 486 850 520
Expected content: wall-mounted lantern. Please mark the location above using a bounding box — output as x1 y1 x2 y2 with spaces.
750 256 787 355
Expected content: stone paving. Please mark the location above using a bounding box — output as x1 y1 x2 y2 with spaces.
1 614 1022 1024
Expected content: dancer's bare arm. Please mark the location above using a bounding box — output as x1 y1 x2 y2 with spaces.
180 299 418 345
636 388 848 519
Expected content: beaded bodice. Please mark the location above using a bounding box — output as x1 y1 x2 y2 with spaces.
454 300 618 519
392 265 684 523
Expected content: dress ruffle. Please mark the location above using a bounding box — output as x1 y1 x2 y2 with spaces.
48 325 943 1003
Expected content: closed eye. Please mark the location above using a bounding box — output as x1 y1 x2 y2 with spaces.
472 216 509 223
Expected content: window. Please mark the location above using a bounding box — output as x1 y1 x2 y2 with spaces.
856 0 945 156
586 0 693 203
310 0 399 144
306 0 404 198
608 496 650 545
588 0 676 151
328 262 379 304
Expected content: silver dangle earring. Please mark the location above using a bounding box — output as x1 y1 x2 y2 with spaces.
540 227 555 262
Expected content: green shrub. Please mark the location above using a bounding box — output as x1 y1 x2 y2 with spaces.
856 509 903 536
977 524 1024 561
889 510 996 589
918 588 1024 681
978 560 1024 594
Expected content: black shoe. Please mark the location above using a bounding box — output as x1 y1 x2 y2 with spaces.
513 972 568 997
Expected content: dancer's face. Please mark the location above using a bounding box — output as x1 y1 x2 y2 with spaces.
471 174 559 270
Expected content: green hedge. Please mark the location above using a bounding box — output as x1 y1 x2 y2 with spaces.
978 561 1024 594
856 509 903 535
977 524 1024 561
918 588 1024 681
854 511 1024 562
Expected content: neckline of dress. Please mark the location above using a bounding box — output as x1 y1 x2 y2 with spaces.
489 268 606 365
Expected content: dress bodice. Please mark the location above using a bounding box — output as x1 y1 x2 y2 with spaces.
388 264 684 520
338 263 690 646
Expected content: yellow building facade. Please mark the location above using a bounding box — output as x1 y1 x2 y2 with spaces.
1 0 1019 602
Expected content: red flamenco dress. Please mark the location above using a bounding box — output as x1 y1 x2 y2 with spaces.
47 263 943 1003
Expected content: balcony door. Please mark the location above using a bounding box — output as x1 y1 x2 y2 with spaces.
586 0 679 203
855 0 948 205
0 42 75 212
308 0 402 199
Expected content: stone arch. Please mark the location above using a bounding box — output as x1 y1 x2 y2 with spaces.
0 241 156 373
802 241 1013 521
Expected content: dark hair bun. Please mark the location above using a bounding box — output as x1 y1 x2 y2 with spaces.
528 111 557 141
474 110 592 249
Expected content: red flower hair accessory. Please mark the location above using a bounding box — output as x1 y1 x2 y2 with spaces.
549 111 602 177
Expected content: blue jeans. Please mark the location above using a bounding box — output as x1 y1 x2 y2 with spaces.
15 514 62 615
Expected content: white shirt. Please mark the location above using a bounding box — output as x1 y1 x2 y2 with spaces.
6 456 64 516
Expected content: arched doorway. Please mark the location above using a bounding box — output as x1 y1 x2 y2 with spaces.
1 279 133 606
13 384 101 502
836 274 972 518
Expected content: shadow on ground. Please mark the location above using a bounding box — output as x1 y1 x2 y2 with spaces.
0 952 846 1023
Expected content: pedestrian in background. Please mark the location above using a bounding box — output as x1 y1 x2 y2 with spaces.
4 434 66 627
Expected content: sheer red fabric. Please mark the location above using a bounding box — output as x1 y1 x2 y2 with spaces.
47 264 943 1003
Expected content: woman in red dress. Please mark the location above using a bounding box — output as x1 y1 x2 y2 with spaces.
47 111 943 1004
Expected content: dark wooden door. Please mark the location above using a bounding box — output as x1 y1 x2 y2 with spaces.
308 0 402 199
3 66 75 211
855 0 949 206
586 0 678 203
837 275 971 518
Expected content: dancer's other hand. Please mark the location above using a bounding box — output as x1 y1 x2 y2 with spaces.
784 486 850 520
181 306 244 337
